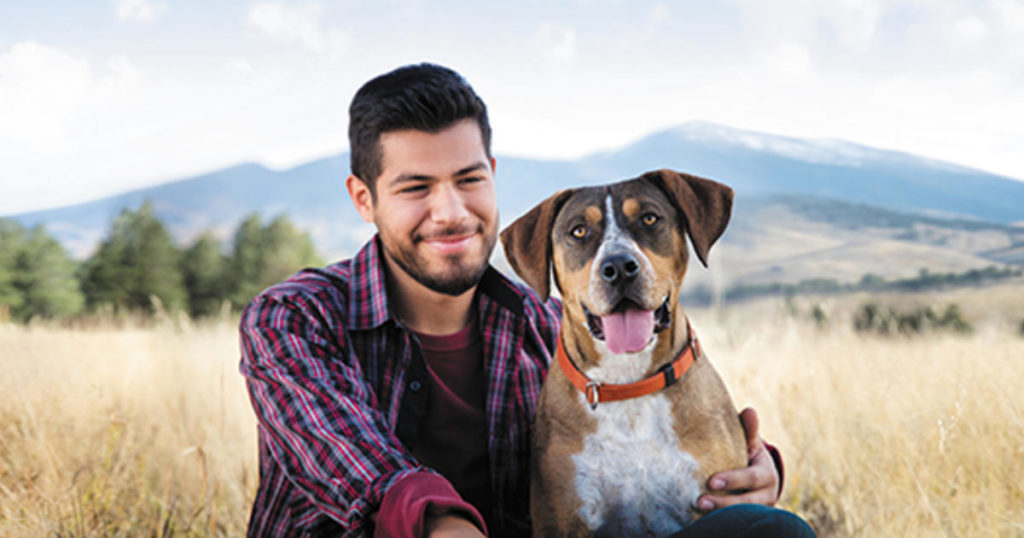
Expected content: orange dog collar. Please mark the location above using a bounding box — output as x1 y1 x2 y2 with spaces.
556 320 701 410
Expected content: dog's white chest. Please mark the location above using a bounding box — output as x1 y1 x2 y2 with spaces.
571 393 702 535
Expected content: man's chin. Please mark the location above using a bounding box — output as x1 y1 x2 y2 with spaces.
382 227 497 296
389 249 490 297
415 262 489 296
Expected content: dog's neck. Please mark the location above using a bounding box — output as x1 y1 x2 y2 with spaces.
562 303 692 385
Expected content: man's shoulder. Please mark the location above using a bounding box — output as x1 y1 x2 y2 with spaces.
484 270 562 362
515 281 562 323
483 268 561 322
244 259 354 318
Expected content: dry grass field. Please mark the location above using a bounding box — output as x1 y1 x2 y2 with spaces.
0 314 258 537
1 283 1023 536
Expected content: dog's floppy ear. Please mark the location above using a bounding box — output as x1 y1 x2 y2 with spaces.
500 189 574 302
644 169 733 267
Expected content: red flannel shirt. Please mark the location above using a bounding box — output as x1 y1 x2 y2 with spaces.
239 236 560 536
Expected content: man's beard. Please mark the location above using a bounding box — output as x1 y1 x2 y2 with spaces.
382 223 497 297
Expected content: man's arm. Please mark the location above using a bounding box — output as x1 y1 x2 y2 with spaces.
696 407 783 512
241 292 483 535
424 514 487 538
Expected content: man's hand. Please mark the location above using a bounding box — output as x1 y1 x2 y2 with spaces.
696 407 780 513
425 513 486 538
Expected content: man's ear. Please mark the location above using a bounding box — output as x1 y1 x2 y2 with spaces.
500 189 574 302
643 169 733 267
346 174 375 223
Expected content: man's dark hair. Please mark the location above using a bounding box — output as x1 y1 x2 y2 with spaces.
348 63 492 193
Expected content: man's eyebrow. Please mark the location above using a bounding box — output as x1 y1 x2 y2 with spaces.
454 162 489 176
390 162 490 185
391 173 433 186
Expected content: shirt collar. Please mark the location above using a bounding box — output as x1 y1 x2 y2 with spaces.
346 235 526 331
346 236 392 330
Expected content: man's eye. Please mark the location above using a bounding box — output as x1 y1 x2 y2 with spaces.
400 184 427 194
641 213 660 227
459 176 482 184
570 225 588 240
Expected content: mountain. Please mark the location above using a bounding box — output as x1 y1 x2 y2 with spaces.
579 122 1024 223
7 122 1024 287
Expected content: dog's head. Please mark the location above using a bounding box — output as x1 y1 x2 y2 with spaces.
501 169 732 356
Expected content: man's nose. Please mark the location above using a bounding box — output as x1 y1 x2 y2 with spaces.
430 182 471 223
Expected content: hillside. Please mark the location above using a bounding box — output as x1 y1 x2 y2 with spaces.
7 122 1024 288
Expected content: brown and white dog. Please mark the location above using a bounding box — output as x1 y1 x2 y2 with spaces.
500 169 748 537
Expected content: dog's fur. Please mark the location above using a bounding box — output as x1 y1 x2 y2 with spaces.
500 169 747 537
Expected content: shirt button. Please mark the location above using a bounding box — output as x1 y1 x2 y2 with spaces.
409 380 422 392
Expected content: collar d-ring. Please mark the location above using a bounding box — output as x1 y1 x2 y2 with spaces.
585 381 601 410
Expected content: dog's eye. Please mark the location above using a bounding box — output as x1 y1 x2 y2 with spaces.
570 225 588 240
641 213 660 227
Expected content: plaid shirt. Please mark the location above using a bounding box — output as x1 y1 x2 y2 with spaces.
239 236 561 536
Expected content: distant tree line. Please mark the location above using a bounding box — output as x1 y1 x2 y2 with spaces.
684 265 1023 305
0 203 321 323
853 302 972 336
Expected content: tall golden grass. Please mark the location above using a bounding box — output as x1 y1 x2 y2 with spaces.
1 283 1022 536
0 314 257 536
703 282 1024 537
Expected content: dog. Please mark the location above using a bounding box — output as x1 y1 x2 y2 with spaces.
500 169 748 537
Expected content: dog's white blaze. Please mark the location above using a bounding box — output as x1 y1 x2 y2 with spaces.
572 393 702 534
589 195 655 303
585 194 662 381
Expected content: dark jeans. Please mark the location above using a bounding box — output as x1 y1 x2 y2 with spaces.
670 504 816 538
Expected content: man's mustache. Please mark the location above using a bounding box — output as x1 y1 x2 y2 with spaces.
413 224 482 244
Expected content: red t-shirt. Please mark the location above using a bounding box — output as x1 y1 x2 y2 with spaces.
374 320 491 537
411 321 493 528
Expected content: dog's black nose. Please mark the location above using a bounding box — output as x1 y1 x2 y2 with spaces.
600 252 641 286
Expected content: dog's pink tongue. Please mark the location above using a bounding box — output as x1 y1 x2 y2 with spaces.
601 309 655 354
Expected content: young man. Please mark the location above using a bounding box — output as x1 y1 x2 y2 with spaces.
239 64 812 537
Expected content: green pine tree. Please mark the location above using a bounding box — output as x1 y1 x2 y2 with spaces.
262 215 321 282
0 220 84 322
0 220 26 319
228 214 268 309
227 213 322 309
180 232 229 318
80 202 186 314
11 225 85 320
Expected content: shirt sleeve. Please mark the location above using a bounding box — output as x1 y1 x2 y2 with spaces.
239 292 426 533
374 472 487 537
763 441 785 496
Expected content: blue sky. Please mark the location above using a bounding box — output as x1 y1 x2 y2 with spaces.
2 0 1022 215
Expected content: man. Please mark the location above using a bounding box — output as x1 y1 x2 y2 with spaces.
240 63 812 537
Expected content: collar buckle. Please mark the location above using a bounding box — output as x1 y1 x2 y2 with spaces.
585 381 601 410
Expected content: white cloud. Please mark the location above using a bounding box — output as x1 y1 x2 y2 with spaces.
534 23 577 65
991 0 1024 33
246 2 350 55
225 59 254 74
0 41 147 213
730 0 883 54
954 17 988 43
116 0 168 22
758 42 812 78
0 41 92 144
0 43 142 146
650 1 670 22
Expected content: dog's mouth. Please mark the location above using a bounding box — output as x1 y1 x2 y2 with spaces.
584 296 671 354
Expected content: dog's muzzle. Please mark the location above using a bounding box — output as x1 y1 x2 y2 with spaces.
584 295 672 343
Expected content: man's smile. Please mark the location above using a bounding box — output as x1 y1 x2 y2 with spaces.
422 233 475 253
